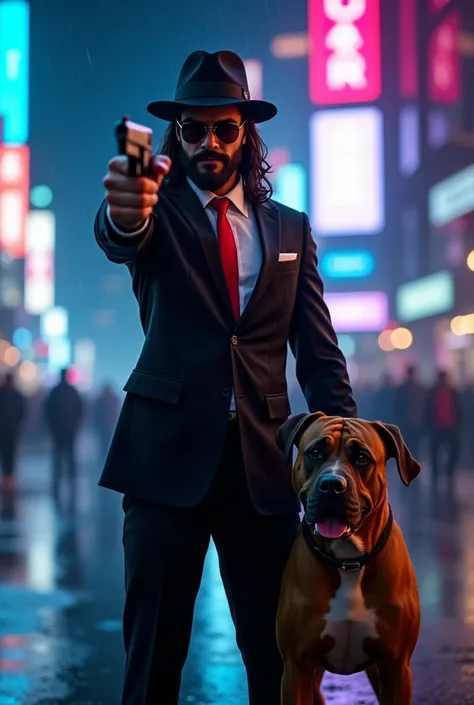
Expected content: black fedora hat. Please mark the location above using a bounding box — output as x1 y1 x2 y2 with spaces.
147 50 277 124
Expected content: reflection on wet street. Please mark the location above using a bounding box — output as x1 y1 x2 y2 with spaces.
1 439 474 704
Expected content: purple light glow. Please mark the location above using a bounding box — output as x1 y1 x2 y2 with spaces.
325 291 388 332
310 107 385 236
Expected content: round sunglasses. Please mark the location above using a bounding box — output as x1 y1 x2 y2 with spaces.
176 119 246 145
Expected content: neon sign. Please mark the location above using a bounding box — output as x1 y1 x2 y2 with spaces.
325 291 388 332
429 0 449 14
0 145 30 258
274 164 307 212
310 107 385 235
321 250 375 278
428 11 460 104
243 59 263 100
309 0 381 105
399 0 418 98
0 1 29 143
396 271 454 322
24 211 55 315
429 165 474 228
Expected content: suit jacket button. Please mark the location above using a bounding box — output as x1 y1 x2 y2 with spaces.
221 388 231 397
231 335 238 345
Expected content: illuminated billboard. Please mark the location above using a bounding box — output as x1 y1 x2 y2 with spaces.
321 250 375 278
309 0 381 106
0 1 29 143
310 107 384 235
399 107 419 176
325 291 388 332
396 271 454 322
243 59 262 100
399 0 418 98
48 337 71 372
0 145 30 257
40 307 68 339
74 339 96 390
428 11 460 104
24 211 55 315
274 164 307 212
271 32 309 59
429 0 450 14
429 165 474 227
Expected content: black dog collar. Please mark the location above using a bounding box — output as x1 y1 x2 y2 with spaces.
301 505 394 572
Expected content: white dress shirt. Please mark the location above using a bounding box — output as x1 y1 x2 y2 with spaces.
107 177 263 411
186 177 262 315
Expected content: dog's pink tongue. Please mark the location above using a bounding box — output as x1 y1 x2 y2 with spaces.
316 519 348 539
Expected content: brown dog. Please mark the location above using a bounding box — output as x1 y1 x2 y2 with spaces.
275 412 421 705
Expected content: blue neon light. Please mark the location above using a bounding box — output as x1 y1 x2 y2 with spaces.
321 251 375 278
0 2 29 143
30 185 53 208
274 164 307 212
338 334 356 358
12 327 32 349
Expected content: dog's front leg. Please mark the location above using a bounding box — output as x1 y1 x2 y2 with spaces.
378 659 413 705
281 662 321 705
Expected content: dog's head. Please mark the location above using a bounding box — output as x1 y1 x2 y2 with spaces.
276 412 420 540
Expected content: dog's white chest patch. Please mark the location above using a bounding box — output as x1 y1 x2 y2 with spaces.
321 541 379 674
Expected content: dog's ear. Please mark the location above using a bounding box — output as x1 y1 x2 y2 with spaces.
371 421 421 487
276 412 326 461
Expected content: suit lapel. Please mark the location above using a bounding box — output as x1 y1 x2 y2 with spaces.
165 184 281 327
237 199 281 328
165 183 235 320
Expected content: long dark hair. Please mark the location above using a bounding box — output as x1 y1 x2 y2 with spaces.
156 120 274 204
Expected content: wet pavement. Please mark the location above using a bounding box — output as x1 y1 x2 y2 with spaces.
1 437 474 704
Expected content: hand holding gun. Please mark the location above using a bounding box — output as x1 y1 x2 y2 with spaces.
102 116 171 232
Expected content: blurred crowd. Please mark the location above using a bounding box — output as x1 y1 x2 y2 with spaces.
353 365 472 484
0 363 470 496
0 367 121 494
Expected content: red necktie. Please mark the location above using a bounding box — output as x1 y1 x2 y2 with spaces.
210 197 240 320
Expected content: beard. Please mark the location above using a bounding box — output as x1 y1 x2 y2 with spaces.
179 145 244 191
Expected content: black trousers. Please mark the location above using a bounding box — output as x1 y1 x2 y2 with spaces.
52 433 77 495
429 429 459 482
0 434 19 478
121 420 300 705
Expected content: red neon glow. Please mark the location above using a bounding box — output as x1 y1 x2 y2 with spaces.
268 147 291 171
309 0 381 106
0 659 25 672
399 0 418 98
0 636 25 648
428 11 460 104
429 0 450 14
25 251 54 279
34 339 49 357
67 366 81 385
0 145 30 258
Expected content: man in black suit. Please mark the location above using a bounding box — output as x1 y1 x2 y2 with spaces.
95 50 356 705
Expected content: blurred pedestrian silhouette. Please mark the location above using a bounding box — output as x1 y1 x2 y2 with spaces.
92 383 121 459
0 372 26 492
373 372 397 424
426 370 461 489
395 364 426 461
355 381 376 420
461 380 474 469
44 368 83 499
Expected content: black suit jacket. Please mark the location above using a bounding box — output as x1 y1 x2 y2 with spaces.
94 181 356 514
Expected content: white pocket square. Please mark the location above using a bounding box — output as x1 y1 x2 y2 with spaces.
278 252 297 262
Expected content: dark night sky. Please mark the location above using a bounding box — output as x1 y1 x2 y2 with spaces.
28 0 309 387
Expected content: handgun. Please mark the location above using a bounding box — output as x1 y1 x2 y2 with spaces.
115 116 153 177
